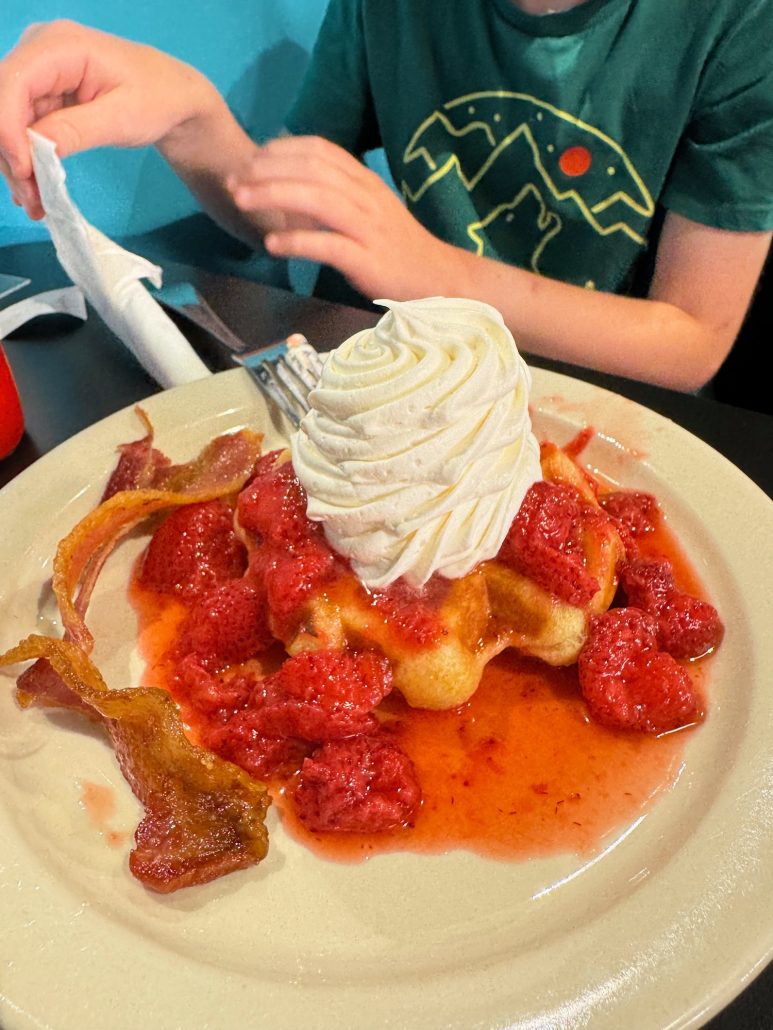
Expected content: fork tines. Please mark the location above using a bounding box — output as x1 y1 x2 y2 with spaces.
237 336 323 428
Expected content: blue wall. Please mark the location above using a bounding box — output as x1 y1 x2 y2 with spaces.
0 1 329 246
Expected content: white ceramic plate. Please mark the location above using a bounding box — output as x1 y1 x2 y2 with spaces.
1 367 772 1030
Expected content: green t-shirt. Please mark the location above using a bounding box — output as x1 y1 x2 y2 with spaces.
286 0 773 294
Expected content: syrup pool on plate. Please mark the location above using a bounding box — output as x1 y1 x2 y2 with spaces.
129 510 705 866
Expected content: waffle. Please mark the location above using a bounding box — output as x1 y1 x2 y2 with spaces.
482 444 626 667
274 443 626 710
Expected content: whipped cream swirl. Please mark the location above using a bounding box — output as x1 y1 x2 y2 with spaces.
290 297 541 587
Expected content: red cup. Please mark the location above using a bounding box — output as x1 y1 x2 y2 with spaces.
0 345 24 459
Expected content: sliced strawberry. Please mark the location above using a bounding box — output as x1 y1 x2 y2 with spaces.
368 577 448 646
498 481 600 605
295 734 421 832
244 649 392 741
192 646 392 778
619 556 673 608
139 500 246 600
205 719 311 780
654 592 725 660
177 577 273 668
599 491 659 544
578 607 700 733
173 653 256 717
259 540 339 639
620 558 724 659
518 480 580 548
237 456 317 549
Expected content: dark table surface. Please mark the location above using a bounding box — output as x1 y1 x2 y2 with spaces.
1 241 772 1029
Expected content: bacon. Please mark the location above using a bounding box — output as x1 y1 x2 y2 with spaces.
2 414 270 891
54 428 264 651
152 430 266 494
101 408 170 500
2 635 270 892
101 407 264 500
16 655 96 715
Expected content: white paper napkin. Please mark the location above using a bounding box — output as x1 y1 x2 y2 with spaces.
0 286 87 339
29 130 211 389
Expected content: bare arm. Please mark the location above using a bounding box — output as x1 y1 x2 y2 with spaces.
0 20 282 244
156 96 281 247
447 215 771 391
231 136 771 392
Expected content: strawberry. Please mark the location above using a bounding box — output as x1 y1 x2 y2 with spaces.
243 649 392 741
139 500 246 600
599 491 659 545
204 719 311 780
295 734 421 832
173 653 255 717
517 480 580 548
578 607 700 733
620 558 724 659
177 577 273 668
368 577 447 646
499 481 600 605
259 540 339 638
237 453 341 639
188 648 393 781
619 556 673 608
237 455 317 549
652 592 724 659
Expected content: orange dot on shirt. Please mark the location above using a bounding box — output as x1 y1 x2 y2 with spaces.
559 145 592 177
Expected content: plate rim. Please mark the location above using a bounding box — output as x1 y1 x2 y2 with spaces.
1 365 772 1030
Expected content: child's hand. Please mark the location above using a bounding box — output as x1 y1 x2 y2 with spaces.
227 135 465 300
0 20 218 219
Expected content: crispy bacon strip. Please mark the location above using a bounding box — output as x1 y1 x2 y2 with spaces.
101 408 169 500
2 417 270 892
55 429 263 651
101 409 265 500
152 430 265 494
1 635 270 892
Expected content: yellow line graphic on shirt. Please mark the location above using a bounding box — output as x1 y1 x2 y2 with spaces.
469 185 563 273
401 91 655 263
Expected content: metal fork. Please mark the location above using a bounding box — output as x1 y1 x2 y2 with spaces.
150 281 324 426
236 335 324 427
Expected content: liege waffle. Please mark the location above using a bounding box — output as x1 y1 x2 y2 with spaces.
273 443 626 710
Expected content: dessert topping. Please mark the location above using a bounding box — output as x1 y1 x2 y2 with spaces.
291 298 541 587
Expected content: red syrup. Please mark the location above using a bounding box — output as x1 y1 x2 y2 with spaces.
128 511 712 867
79 781 131 849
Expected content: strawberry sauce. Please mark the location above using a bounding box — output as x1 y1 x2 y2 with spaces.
129 507 710 866
275 652 691 863
79 781 130 849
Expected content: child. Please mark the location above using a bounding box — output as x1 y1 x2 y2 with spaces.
0 3 771 391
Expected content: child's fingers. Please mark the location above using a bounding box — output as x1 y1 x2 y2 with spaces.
264 229 366 284
0 155 44 219
31 90 133 159
227 167 367 218
237 135 376 193
0 28 96 177
232 178 372 240
0 20 178 172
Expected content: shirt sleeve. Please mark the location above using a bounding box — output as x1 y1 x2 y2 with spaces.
284 0 381 156
660 0 773 231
